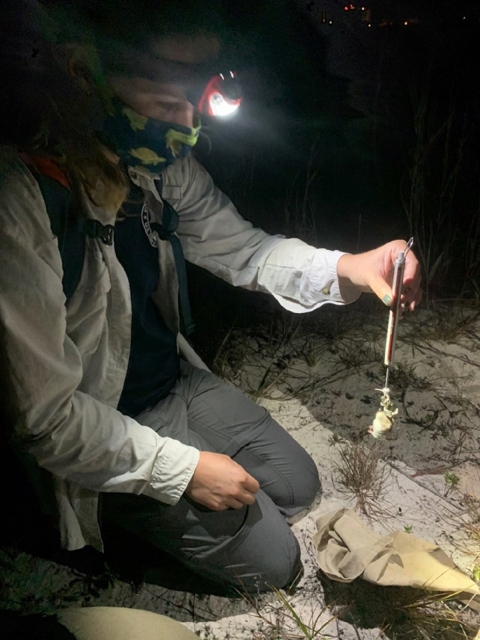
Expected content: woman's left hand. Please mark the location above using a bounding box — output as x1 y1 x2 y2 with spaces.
337 239 423 310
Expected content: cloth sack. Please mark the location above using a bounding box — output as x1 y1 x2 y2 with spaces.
57 607 198 640
313 508 480 612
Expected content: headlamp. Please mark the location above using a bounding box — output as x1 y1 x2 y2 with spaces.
195 71 242 117
103 48 244 118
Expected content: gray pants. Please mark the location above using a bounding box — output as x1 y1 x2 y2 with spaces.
101 362 320 593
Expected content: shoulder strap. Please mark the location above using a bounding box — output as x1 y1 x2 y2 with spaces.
150 177 195 335
22 155 85 303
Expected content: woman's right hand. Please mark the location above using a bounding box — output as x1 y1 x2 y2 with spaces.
185 451 260 510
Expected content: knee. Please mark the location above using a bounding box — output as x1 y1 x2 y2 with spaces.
219 497 305 594
240 506 304 593
295 453 321 508
232 530 302 594
259 533 303 591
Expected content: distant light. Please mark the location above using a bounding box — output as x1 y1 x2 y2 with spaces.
368 23 372 27
361 6 365 9
349 3 355 9
404 21 408 25
329 20 333 24
344 5 349 10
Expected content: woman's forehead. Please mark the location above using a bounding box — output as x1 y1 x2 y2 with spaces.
101 34 220 86
108 76 189 100
150 33 221 64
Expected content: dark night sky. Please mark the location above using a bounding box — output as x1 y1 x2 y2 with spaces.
1 0 478 294
301 0 480 20
195 0 480 298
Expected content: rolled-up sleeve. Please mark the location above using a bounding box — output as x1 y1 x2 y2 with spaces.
169 156 361 312
0 161 198 505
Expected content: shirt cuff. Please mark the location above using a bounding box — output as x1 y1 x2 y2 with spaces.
143 437 200 505
327 250 363 305
271 248 361 313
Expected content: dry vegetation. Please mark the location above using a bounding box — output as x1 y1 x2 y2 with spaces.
331 442 393 520
2 300 480 640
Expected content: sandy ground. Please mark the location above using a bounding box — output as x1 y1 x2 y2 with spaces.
2 301 480 638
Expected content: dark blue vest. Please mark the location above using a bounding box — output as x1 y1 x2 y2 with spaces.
115 184 180 417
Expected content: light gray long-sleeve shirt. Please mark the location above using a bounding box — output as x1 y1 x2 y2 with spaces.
0 147 359 550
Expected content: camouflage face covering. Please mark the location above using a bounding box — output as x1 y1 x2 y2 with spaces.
99 95 200 172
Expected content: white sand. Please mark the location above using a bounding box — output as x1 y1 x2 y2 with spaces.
182 303 480 638
2 303 479 638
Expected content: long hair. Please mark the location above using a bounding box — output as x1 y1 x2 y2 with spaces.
0 0 226 214
0 1 129 213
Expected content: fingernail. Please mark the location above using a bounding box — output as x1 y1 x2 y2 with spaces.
383 295 392 306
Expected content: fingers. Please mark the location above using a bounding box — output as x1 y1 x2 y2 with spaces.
226 498 245 510
368 273 393 306
336 239 423 310
203 486 257 511
401 251 422 310
229 491 256 509
243 472 260 495
402 285 423 312
374 240 422 310
185 451 260 511
227 471 259 509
